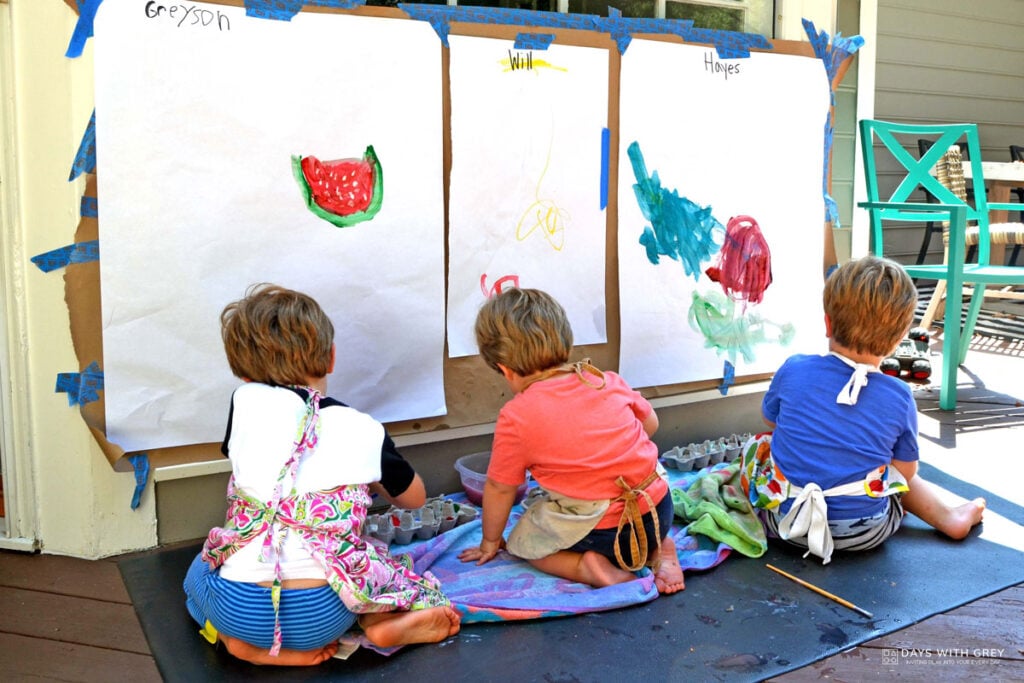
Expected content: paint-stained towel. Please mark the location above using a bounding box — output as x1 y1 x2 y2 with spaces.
341 467 737 654
671 461 768 558
401 498 731 624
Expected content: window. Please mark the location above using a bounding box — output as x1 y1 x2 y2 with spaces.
370 0 775 37
667 1 774 36
567 0 658 18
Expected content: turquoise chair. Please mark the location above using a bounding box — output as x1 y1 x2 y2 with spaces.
858 120 1024 410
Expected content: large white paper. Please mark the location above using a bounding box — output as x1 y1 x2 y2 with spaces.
94 1 447 451
447 36 609 357
618 40 831 388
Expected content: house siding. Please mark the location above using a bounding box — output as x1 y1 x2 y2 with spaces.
870 0 1024 262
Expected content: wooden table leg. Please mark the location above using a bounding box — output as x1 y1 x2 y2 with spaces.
988 181 1010 265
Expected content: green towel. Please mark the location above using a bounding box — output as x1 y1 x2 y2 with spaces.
672 462 767 558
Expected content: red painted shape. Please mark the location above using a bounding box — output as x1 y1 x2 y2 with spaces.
705 215 772 305
480 274 520 298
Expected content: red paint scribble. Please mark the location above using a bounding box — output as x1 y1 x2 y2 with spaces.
480 274 520 298
705 215 772 306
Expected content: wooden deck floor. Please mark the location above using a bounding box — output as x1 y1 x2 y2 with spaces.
0 546 1020 682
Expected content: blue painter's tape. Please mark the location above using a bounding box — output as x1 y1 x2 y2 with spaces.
81 196 98 219
514 33 555 50
69 110 96 181
821 114 834 224
800 21 863 229
600 127 610 211
65 0 104 59
825 194 839 226
802 19 863 83
685 27 771 59
594 8 663 54
823 115 839 226
594 9 771 56
243 0 304 21
127 453 150 510
718 360 735 396
31 240 100 273
399 5 770 57
832 33 866 59
402 5 599 47
245 0 364 21
400 5 452 47
55 361 104 406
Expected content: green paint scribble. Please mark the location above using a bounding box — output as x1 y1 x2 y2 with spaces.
627 141 724 280
688 289 795 363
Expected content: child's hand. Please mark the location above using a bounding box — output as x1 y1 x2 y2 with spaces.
458 537 505 565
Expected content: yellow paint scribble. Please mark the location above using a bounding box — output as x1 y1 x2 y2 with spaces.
516 136 569 252
499 58 569 74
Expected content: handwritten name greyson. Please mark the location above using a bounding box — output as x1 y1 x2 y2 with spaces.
705 51 741 80
144 1 231 31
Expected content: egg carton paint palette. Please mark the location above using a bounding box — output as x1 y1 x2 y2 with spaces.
365 496 479 545
660 433 751 472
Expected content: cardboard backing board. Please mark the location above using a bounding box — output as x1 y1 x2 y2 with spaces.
62 1 844 468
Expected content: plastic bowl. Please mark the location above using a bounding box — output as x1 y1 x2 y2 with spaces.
454 451 527 506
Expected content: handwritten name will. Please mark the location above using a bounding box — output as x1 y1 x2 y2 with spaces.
507 50 534 71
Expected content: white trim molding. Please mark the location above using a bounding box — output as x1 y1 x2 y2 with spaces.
0 0 39 551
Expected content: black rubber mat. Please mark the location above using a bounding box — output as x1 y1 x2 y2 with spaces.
120 461 1023 683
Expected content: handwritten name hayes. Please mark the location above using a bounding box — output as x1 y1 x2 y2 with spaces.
705 52 741 80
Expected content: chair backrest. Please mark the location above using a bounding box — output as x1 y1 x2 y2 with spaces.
860 120 995 263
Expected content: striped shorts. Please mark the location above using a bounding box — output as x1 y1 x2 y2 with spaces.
183 553 357 651
761 495 905 553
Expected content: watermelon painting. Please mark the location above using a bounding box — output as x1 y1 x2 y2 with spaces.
292 146 383 227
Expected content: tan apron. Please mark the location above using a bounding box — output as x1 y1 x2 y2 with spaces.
507 472 663 571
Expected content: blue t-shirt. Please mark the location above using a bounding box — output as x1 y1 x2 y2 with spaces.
762 354 918 519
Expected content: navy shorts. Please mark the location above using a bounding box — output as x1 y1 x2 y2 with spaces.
567 491 674 567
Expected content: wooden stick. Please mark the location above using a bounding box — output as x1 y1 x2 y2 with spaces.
766 564 874 618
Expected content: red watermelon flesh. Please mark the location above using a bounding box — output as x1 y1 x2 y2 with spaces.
300 154 375 216
292 145 383 227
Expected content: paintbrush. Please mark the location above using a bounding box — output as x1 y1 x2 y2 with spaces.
766 563 874 618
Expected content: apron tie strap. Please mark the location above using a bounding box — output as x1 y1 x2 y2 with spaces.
520 358 607 392
612 471 661 572
830 352 880 406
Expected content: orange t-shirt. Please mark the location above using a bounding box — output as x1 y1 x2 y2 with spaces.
487 370 666 528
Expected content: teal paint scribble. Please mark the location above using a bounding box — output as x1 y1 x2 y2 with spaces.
688 289 795 364
627 141 723 280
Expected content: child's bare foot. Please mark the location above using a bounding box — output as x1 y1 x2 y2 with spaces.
940 498 986 540
359 606 461 648
578 550 636 588
651 536 685 594
527 550 635 588
219 633 338 666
